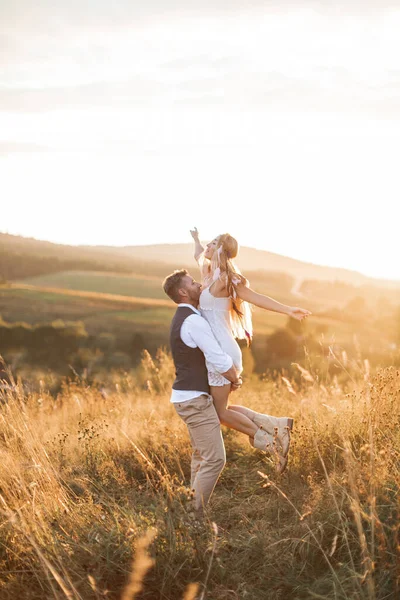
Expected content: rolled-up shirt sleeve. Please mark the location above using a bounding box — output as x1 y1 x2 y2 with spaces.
184 314 233 374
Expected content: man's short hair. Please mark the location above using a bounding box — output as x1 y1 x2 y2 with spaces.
162 269 189 303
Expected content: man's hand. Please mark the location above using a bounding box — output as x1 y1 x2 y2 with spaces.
190 227 200 241
231 376 243 392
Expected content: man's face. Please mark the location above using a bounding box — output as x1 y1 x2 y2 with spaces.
179 274 202 305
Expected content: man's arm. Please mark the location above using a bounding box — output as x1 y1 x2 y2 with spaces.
185 315 241 384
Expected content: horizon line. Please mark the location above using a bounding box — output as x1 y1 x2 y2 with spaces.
2 230 399 285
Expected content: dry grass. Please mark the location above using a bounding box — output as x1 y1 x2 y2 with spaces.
0 351 399 599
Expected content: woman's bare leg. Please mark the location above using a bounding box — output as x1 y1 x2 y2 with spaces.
212 387 287 468
228 405 258 422
229 405 293 460
211 385 258 437
228 406 270 449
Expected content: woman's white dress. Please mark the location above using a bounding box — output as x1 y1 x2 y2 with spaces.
199 285 243 386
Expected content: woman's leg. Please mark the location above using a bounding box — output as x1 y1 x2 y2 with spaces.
212 387 288 469
229 405 283 432
229 405 293 457
211 385 258 437
228 405 258 422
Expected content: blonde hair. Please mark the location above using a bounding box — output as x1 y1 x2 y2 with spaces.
204 233 253 344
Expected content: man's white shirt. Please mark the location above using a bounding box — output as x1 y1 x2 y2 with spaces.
170 304 233 404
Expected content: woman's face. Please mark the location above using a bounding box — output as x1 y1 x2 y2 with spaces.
204 237 220 260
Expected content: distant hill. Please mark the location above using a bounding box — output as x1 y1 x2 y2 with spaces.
1 234 398 372
0 233 168 281
1 233 399 296
90 242 400 290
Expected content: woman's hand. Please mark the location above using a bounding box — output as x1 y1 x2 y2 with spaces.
286 306 312 321
190 227 200 240
190 227 205 263
231 376 243 392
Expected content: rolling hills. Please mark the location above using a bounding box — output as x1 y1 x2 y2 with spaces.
2 232 399 291
0 232 398 375
89 242 400 289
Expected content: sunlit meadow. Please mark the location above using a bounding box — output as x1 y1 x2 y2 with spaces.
0 348 399 600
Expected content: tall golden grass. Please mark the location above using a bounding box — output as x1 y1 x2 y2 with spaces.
0 351 399 599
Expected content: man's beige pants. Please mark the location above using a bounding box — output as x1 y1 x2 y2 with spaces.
174 394 226 516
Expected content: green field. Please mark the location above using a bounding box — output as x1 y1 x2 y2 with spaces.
113 307 175 326
0 286 174 351
0 282 391 356
1 262 398 376
2 233 398 364
0 283 330 340
18 270 167 300
15 270 320 313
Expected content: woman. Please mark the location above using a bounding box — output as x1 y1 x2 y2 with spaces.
190 227 311 473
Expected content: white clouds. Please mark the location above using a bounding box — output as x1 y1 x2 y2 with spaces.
1 6 400 117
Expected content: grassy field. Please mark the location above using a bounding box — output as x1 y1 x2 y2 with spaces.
14 269 316 313
0 278 397 376
0 283 355 358
0 354 399 599
0 284 175 348
17 271 168 301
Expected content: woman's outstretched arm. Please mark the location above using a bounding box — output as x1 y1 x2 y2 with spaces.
235 282 311 321
190 227 204 260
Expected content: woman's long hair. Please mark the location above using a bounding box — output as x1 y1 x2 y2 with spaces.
203 233 253 344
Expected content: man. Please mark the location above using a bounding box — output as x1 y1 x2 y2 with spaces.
163 269 241 517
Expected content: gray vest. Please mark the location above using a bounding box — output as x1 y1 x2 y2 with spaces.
170 306 210 394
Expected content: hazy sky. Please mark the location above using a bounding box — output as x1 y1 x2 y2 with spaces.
1 0 400 280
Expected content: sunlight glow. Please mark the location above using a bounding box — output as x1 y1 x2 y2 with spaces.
1 5 400 281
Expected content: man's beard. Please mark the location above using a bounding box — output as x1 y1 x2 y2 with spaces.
187 291 200 306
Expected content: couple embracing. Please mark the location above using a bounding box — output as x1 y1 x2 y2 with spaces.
162 229 311 518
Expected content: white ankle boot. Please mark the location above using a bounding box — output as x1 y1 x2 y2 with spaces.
253 428 274 452
253 415 293 458
252 427 290 475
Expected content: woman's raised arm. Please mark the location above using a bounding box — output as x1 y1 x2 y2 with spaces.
190 227 204 261
235 282 311 321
